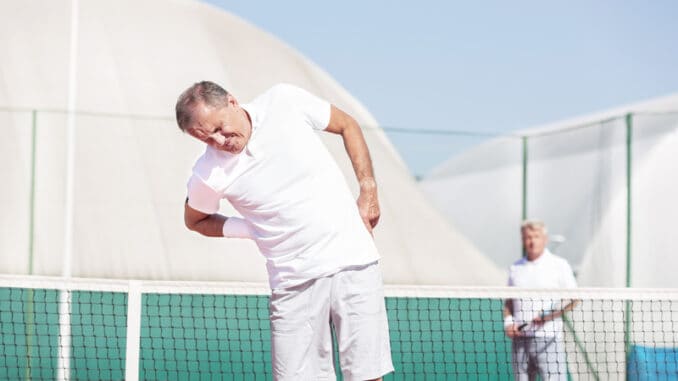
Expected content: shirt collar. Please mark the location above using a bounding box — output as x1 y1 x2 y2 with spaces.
526 248 552 265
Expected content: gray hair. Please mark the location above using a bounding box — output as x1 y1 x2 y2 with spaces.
175 81 230 132
521 219 548 235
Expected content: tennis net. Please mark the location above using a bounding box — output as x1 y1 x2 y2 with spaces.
1 275 677 380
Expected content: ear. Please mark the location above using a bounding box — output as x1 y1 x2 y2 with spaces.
227 94 239 107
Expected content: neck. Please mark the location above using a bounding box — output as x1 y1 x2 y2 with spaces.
242 108 252 127
527 250 545 261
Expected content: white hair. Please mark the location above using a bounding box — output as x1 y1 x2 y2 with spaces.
520 219 548 235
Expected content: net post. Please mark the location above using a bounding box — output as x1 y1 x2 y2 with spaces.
125 281 142 381
56 290 72 381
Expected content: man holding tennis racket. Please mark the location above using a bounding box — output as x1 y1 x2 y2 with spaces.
503 220 579 381
175 81 393 381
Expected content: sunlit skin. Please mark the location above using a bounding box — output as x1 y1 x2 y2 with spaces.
187 95 252 154
522 227 548 261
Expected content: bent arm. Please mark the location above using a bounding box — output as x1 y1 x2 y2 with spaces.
184 199 227 237
324 105 380 232
184 198 253 239
538 299 581 323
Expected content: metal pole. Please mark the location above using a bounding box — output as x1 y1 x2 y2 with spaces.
625 114 633 286
624 113 633 376
24 110 38 381
28 110 37 274
626 114 633 287
62 0 79 282
521 136 528 221
57 0 79 379
521 136 528 257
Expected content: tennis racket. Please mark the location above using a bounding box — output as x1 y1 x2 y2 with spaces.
518 298 574 331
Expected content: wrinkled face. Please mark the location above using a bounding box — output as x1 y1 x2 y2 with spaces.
522 227 547 261
187 97 251 154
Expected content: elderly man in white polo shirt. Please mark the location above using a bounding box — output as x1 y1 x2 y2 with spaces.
175 81 394 381
503 220 579 381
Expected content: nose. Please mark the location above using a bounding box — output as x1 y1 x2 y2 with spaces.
210 132 226 145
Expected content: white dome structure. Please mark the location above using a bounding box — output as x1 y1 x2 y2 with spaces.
421 93 678 287
0 0 504 285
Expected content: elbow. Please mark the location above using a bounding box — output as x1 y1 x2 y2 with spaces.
184 199 211 234
184 215 201 232
342 117 360 136
327 105 360 136
184 219 197 232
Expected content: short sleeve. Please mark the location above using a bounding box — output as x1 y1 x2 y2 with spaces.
186 174 221 214
282 84 331 130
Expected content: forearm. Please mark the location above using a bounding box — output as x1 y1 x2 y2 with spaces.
186 213 227 237
326 105 380 231
341 120 376 188
540 299 580 322
184 198 254 239
343 124 381 231
503 300 519 338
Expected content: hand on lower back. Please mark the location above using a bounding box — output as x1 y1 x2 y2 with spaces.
357 190 380 235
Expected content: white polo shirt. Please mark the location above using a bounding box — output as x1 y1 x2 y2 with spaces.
508 249 577 337
186 84 380 290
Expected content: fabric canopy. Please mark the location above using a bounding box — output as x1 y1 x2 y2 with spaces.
0 0 504 285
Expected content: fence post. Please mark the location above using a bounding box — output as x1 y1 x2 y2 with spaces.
521 136 528 257
24 110 38 381
521 135 528 221
28 110 37 275
625 113 633 289
624 113 633 375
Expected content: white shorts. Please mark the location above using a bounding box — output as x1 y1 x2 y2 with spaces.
269 262 394 381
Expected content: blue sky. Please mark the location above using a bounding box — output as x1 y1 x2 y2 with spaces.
205 1 678 176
